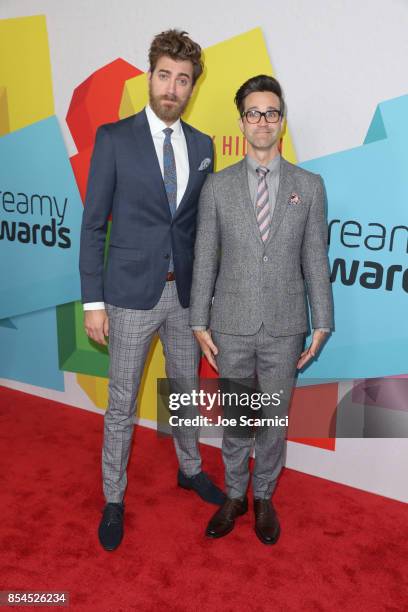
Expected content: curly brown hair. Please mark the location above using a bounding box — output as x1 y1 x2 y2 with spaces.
148 29 203 85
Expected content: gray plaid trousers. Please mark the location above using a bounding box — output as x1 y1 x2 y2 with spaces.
103 282 201 503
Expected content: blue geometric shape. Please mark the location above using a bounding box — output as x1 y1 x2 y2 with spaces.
0 116 82 319
0 318 16 329
364 105 387 144
300 94 408 379
0 306 64 390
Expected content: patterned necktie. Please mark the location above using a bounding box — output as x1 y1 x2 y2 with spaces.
256 166 271 242
163 128 177 217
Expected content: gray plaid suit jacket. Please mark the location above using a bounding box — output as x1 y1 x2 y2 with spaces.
189 157 334 336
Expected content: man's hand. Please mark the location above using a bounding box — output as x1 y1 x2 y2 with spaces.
194 329 218 373
84 309 109 346
297 329 329 370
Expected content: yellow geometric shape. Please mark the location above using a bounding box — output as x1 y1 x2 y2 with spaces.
119 73 148 120
76 337 166 421
77 372 109 410
0 87 10 135
0 15 54 132
120 28 297 169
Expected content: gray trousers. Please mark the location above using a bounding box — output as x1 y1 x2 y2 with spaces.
212 325 304 500
103 281 201 503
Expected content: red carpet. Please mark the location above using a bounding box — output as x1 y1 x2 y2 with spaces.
0 386 407 611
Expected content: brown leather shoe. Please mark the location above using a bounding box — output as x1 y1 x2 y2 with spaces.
206 497 248 538
254 498 280 545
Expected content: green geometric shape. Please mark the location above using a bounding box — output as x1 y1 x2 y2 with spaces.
56 222 112 377
57 299 109 378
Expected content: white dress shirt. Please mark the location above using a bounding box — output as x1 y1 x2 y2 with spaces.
84 105 190 311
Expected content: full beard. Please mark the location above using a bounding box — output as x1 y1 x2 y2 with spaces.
149 89 189 123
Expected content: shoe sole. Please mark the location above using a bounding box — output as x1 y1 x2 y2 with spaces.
254 524 281 545
206 506 248 539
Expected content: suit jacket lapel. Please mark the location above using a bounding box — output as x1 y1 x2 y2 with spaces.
173 121 199 219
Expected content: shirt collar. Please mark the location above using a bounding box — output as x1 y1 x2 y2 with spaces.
246 153 281 177
145 105 183 138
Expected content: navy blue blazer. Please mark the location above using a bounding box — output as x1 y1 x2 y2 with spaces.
79 109 214 309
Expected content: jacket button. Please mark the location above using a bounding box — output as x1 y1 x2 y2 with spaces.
263 256 268 262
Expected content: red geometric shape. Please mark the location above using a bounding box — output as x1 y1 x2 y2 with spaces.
288 383 338 451
66 58 143 203
66 58 142 152
199 355 218 379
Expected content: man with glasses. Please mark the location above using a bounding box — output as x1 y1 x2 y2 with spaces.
190 75 333 544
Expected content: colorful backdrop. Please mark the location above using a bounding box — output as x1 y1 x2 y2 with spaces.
1 0 407 503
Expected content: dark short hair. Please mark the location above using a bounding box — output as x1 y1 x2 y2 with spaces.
148 29 203 85
235 75 285 117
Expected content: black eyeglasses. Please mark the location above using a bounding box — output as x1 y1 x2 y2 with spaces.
242 109 282 124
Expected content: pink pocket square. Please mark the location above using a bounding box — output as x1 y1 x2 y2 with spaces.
289 192 301 205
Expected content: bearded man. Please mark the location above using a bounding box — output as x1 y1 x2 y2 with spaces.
79 29 225 552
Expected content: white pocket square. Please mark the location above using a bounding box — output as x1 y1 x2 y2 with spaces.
198 158 211 171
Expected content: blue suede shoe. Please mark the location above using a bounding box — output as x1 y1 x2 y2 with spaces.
177 470 227 505
98 502 124 551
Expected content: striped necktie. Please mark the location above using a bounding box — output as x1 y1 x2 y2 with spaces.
256 166 271 242
163 128 177 217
